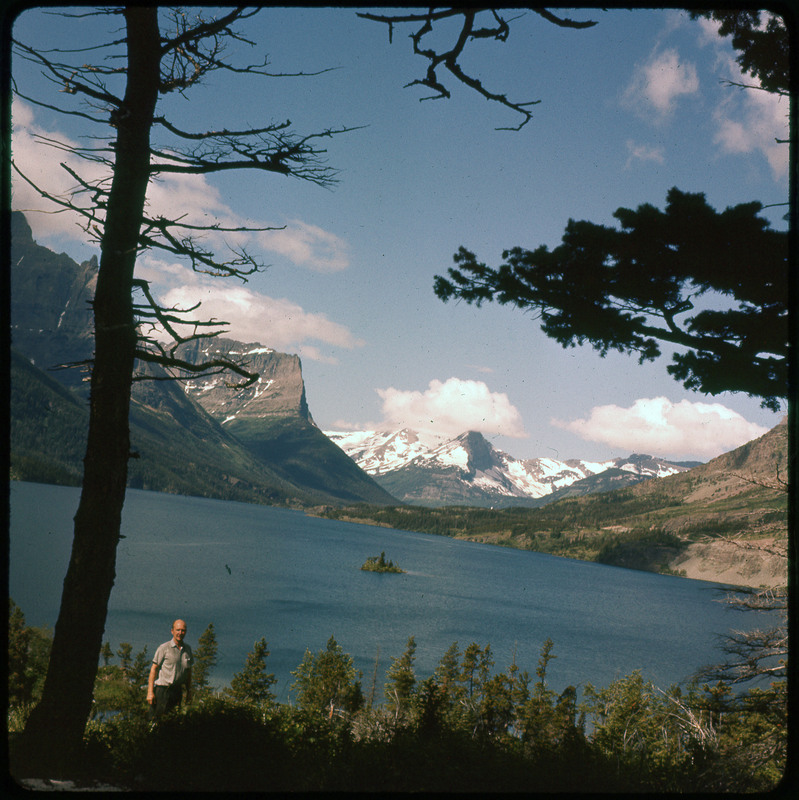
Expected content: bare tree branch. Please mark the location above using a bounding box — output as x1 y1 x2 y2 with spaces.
12 37 123 109
359 7 596 130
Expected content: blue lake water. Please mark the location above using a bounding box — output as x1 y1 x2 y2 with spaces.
9 481 754 703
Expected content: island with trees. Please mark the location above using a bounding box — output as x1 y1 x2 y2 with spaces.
360 552 405 574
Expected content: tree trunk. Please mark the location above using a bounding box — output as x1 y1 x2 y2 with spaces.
21 8 161 772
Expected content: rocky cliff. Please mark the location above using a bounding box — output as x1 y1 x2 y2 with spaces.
10 212 96 393
175 339 395 506
176 339 312 422
9 212 395 507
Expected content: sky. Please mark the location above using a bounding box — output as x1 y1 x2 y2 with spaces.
9 6 790 463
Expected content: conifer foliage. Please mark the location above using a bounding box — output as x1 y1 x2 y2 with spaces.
225 638 277 706
7 600 787 792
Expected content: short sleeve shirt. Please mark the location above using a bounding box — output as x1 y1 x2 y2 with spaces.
152 639 193 687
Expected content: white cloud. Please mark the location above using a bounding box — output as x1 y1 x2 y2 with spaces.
11 100 352 268
624 140 665 169
11 99 111 242
711 55 789 180
623 48 699 117
138 257 363 361
258 221 349 272
552 397 769 460
375 378 528 439
691 16 789 181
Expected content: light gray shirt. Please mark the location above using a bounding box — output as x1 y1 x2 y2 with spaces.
152 639 193 687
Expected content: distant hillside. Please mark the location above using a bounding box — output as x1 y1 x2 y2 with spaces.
318 420 789 587
176 339 396 506
11 348 312 505
9 211 395 507
326 427 698 507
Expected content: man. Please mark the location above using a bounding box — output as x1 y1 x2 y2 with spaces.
147 619 193 721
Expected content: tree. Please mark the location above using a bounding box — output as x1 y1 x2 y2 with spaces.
363 8 790 412
225 637 277 706
687 9 789 97
291 636 364 718
116 643 133 677
434 188 788 410
100 643 114 668
690 541 788 786
384 635 417 720
7 601 53 712
90 642 149 721
359 8 598 130
457 642 495 735
193 623 219 694
8 600 32 707
13 7 354 768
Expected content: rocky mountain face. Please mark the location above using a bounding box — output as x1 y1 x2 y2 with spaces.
9 211 394 507
10 212 96 393
176 339 312 422
175 339 395 506
325 428 697 507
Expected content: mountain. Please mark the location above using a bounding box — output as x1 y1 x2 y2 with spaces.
9 211 395 507
10 211 96 394
325 428 697 507
10 347 314 503
175 339 396 505
319 419 789 587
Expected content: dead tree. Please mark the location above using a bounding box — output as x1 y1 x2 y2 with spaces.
358 7 598 130
12 6 354 769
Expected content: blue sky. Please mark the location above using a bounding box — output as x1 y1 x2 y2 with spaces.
10 7 789 462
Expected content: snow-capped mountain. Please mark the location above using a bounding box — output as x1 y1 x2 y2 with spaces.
325 428 698 508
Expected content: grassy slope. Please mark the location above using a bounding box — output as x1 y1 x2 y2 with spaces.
10 350 311 506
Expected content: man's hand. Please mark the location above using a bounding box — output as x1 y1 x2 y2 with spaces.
147 690 155 705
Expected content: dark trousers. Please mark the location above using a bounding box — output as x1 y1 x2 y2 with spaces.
148 683 183 721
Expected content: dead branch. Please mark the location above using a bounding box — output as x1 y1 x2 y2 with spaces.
359 7 596 130
726 469 789 492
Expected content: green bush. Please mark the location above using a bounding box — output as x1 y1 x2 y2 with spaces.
8 610 786 792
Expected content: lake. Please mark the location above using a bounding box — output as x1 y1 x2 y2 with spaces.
9 481 754 703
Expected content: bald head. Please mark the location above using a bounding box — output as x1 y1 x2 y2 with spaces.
171 620 187 644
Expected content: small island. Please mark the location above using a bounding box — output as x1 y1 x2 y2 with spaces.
360 551 405 574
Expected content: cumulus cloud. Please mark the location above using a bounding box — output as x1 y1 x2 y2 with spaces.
623 48 699 117
552 397 768 460
137 257 363 362
711 56 789 180
11 100 351 268
375 378 528 439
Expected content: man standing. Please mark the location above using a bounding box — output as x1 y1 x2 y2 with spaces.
147 619 193 721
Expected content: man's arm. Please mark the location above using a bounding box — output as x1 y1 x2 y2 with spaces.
147 662 159 704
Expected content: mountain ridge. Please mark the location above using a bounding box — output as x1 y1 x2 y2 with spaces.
319 419 789 587
326 427 699 508
9 211 394 507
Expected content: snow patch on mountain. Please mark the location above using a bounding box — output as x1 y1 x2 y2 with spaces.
325 428 695 507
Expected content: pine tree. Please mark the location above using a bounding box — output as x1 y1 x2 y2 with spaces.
130 646 149 687
8 600 31 706
291 636 363 717
193 623 219 693
384 635 417 719
116 643 133 677
100 642 113 668
225 638 276 705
